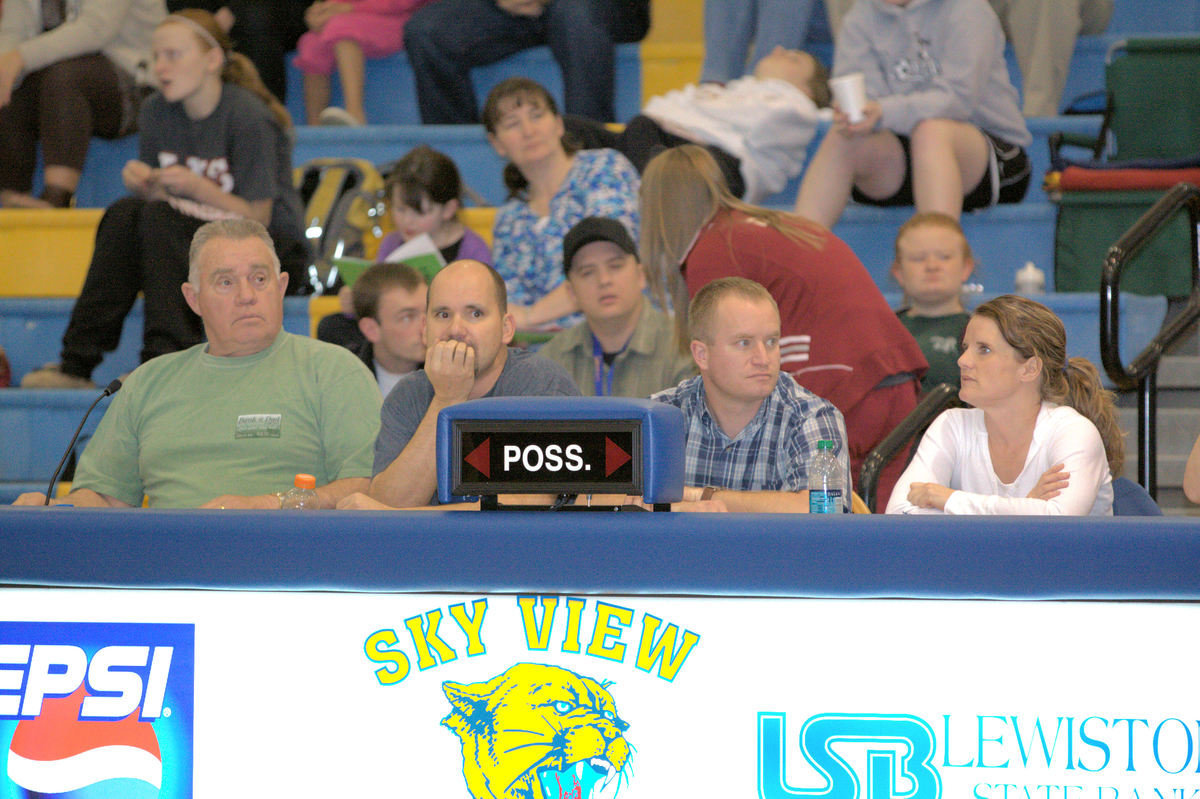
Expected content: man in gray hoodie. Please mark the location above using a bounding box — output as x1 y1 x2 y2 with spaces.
794 0 1031 229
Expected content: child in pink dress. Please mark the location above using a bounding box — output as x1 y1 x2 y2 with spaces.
294 0 434 125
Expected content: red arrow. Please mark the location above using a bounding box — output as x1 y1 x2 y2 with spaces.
464 437 490 478
605 437 631 476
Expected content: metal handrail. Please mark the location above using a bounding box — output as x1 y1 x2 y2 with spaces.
1099 182 1200 498
859 383 959 512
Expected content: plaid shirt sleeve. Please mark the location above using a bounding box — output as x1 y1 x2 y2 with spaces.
780 393 852 496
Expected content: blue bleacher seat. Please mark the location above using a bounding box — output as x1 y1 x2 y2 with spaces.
0 390 113 483
0 483 49 504
842 204 1058 291
283 44 642 127
1110 1 1200 34
0 297 315 491
55 119 1116 296
0 297 313 387
293 125 509 204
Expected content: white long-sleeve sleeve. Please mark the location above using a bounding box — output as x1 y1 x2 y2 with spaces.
886 404 1113 516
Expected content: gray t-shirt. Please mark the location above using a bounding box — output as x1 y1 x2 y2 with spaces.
138 83 304 242
373 348 581 476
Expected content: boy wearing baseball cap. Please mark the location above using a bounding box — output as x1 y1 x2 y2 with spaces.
538 217 695 397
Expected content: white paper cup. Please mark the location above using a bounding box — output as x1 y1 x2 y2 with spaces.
829 72 868 123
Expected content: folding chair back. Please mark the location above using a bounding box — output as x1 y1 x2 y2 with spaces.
1105 37 1200 161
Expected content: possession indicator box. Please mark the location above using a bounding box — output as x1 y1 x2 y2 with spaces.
452 419 641 496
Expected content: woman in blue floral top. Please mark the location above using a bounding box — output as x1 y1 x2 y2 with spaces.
484 78 640 330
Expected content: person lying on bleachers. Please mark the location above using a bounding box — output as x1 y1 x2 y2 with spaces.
13 219 379 509
794 0 1032 228
887 295 1122 515
564 46 831 204
651 277 851 513
483 78 639 331
537 217 695 398
0 0 163 208
891 212 974 394
21 10 310 389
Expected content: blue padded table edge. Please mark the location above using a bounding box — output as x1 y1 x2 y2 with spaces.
1 509 1199 600
435 396 686 504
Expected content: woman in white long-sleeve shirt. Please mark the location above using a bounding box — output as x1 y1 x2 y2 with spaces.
887 294 1124 515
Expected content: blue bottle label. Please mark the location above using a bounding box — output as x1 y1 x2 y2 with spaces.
809 488 843 514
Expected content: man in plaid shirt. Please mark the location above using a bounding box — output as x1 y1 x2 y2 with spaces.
652 277 851 512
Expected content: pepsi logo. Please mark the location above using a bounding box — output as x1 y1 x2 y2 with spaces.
0 621 194 798
7 684 162 798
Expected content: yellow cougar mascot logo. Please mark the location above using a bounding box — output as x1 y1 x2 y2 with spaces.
442 663 631 799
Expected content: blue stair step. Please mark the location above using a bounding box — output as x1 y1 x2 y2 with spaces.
293 124 509 204
834 202 1058 292
73 112 1102 212
0 297 313 387
283 43 642 127
882 291 1167 390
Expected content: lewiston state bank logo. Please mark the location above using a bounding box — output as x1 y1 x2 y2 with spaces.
442 663 631 799
0 621 194 798
758 712 941 799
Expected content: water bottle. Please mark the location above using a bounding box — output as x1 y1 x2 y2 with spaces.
281 473 319 510
1014 261 1045 295
808 440 845 514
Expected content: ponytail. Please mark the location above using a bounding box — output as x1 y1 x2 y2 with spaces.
1058 357 1125 475
223 52 292 131
159 9 292 132
974 294 1125 476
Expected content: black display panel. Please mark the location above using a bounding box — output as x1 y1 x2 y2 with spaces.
452 419 642 495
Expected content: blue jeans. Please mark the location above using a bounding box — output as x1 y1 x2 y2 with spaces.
404 0 647 123
700 0 820 83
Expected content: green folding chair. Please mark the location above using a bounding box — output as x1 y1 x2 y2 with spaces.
1053 36 1200 162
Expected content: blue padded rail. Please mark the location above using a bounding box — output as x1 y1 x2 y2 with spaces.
1 508 1199 600
435 396 685 504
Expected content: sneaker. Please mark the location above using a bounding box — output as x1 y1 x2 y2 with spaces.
317 106 361 126
20 363 96 389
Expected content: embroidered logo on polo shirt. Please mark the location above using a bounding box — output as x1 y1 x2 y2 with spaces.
235 414 282 438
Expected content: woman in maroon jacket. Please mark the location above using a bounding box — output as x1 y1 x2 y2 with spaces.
640 144 928 507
